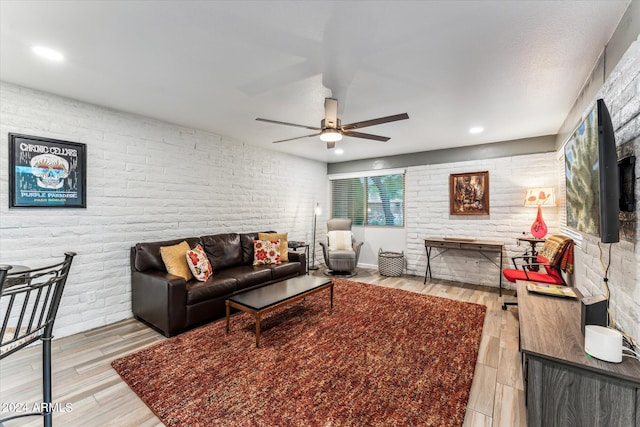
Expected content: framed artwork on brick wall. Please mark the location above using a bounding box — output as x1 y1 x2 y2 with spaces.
9 133 87 208
449 171 489 215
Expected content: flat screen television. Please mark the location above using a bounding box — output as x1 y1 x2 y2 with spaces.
564 98 619 243
596 99 620 243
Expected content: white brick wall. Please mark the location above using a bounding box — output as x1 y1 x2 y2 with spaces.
567 37 640 342
0 82 328 338
404 152 560 288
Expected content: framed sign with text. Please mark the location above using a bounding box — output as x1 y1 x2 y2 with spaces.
9 133 87 208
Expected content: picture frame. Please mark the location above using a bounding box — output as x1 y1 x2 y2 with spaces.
9 133 87 208
449 171 489 215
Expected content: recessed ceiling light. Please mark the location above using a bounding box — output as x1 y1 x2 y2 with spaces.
32 46 64 62
469 126 484 134
335 148 344 155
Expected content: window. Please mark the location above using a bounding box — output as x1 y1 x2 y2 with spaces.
330 172 405 227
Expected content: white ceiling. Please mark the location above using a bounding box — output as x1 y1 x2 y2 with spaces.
0 1 630 163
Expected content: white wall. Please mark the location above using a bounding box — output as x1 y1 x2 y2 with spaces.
354 226 406 267
0 82 328 338
404 153 559 287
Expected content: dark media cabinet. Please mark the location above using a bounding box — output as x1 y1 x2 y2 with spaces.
516 281 640 426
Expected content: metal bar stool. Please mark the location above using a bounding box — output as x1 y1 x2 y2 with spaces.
0 252 76 427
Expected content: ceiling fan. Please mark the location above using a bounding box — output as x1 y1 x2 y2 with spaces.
256 98 409 149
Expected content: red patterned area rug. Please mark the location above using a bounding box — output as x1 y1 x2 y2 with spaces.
112 279 486 426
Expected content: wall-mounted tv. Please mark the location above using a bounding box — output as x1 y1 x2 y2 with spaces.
564 98 620 243
597 99 620 243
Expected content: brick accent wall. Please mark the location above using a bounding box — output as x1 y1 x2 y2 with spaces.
404 152 559 287
0 82 328 338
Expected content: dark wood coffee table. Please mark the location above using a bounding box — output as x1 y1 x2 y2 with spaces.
226 275 333 347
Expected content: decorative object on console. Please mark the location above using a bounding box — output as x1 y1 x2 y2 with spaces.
186 244 212 281
160 241 193 281
449 171 490 215
309 203 321 270
253 240 281 265
524 187 556 238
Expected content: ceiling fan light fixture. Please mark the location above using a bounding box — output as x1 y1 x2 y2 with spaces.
320 129 342 142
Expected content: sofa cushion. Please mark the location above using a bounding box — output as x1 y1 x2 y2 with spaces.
215 265 273 291
328 250 356 260
258 232 289 262
201 233 243 270
160 241 193 280
253 240 281 265
328 230 353 251
240 231 277 265
186 276 238 305
134 237 201 272
265 261 302 280
186 244 213 281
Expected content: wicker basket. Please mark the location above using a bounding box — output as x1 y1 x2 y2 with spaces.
378 249 404 277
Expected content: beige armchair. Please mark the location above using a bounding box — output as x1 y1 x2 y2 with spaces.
319 218 363 277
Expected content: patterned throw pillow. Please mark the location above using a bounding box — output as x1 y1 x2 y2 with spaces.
186 244 213 281
160 241 193 280
327 230 353 251
258 232 288 262
253 239 281 265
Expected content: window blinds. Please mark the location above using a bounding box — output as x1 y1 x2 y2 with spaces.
330 172 405 227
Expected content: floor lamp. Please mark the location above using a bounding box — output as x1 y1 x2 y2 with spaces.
309 202 321 270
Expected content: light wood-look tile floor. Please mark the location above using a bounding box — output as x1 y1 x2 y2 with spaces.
0 268 525 426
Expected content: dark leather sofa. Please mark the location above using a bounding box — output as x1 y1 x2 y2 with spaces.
130 231 305 337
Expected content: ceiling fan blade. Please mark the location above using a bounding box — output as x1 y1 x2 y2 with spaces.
324 98 339 129
342 130 390 142
341 113 409 131
272 133 321 144
326 141 336 150
256 118 320 131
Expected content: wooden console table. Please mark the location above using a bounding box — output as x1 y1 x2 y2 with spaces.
423 238 504 295
517 280 640 426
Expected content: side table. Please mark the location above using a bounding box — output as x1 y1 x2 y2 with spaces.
517 237 545 271
288 242 310 274
517 237 545 257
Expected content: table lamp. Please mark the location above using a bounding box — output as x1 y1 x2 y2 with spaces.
524 188 555 238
